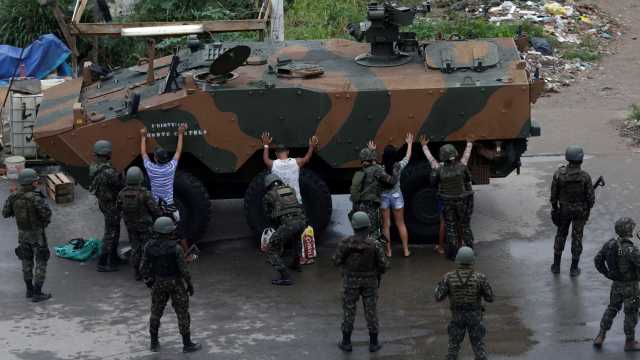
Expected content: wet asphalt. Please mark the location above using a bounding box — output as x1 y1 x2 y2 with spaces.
1 148 640 360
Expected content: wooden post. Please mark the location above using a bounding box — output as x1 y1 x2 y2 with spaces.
147 39 156 85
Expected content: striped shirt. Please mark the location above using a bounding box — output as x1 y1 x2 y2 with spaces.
143 158 178 205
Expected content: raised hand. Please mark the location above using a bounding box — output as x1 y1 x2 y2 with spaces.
261 131 273 146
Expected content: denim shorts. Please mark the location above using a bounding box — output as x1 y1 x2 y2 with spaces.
380 191 404 210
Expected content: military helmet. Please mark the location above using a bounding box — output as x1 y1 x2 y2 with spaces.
565 145 584 162
264 173 282 189
615 217 636 237
126 166 144 185
439 144 459 162
154 147 171 164
18 168 39 185
351 211 371 230
359 148 377 162
455 246 475 265
93 140 112 155
153 216 176 234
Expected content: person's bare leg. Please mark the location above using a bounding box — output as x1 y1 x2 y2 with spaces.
382 208 392 257
393 207 410 257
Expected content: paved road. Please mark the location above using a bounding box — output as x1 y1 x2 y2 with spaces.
2 0 640 359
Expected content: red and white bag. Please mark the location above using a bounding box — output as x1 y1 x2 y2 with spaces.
260 227 275 252
300 226 317 264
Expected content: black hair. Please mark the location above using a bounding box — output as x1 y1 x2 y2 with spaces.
382 144 397 175
154 147 171 164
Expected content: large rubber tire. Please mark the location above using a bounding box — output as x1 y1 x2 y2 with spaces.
401 162 440 243
173 170 211 244
244 169 332 246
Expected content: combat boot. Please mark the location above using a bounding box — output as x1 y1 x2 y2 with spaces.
338 331 352 352
25 280 33 299
31 284 52 303
550 254 561 274
369 332 382 353
271 270 293 286
570 258 581 277
149 329 160 352
593 331 606 348
182 333 201 353
625 339 640 352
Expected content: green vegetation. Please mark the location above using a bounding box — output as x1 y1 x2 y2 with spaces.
629 104 640 123
562 48 599 62
0 0 77 47
408 16 545 40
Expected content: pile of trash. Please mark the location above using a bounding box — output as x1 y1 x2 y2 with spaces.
619 105 640 145
433 0 621 93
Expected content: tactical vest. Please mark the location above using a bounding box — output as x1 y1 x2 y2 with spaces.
272 184 303 219
120 187 149 224
447 268 481 309
90 162 117 203
557 167 586 204
12 190 45 231
149 239 180 279
438 163 468 197
343 233 378 275
353 165 384 203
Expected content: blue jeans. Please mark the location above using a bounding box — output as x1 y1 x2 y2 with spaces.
380 192 404 210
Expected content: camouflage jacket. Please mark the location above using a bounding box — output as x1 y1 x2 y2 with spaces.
350 163 398 204
117 185 162 228
594 237 640 282
550 164 594 208
434 265 494 311
333 231 389 277
2 186 52 231
140 235 190 282
89 160 124 205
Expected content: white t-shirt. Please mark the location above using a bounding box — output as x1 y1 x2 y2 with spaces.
272 158 302 203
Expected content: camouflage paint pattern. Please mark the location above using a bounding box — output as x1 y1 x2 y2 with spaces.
34 38 541 186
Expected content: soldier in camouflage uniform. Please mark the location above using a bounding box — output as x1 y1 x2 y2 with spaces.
593 217 640 352
435 247 494 360
263 173 307 285
117 166 162 281
140 217 200 353
2 168 53 302
431 144 474 260
550 145 595 276
349 142 399 249
333 211 389 353
90 140 125 272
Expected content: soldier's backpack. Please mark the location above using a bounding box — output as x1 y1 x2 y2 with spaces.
272 184 302 218
121 187 144 221
603 238 623 281
90 163 117 202
350 170 366 202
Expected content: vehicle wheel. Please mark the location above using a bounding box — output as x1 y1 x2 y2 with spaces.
244 169 332 246
401 162 440 243
173 170 211 244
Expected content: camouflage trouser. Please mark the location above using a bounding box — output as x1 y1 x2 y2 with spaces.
447 310 487 360
554 203 588 258
341 277 379 333
99 202 121 262
150 280 191 336
267 216 306 272
442 196 474 253
599 281 639 339
16 230 50 286
127 225 152 275
350 202 385 248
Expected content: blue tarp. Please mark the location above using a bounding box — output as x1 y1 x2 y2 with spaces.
0 34 72 85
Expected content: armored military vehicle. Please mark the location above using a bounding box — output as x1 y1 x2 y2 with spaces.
34 2 542 244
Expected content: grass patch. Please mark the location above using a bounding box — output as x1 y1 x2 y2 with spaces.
408 16 545 40
629 104 640 123
562 48 600 62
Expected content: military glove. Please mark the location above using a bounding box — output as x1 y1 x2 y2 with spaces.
187 283 194 296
